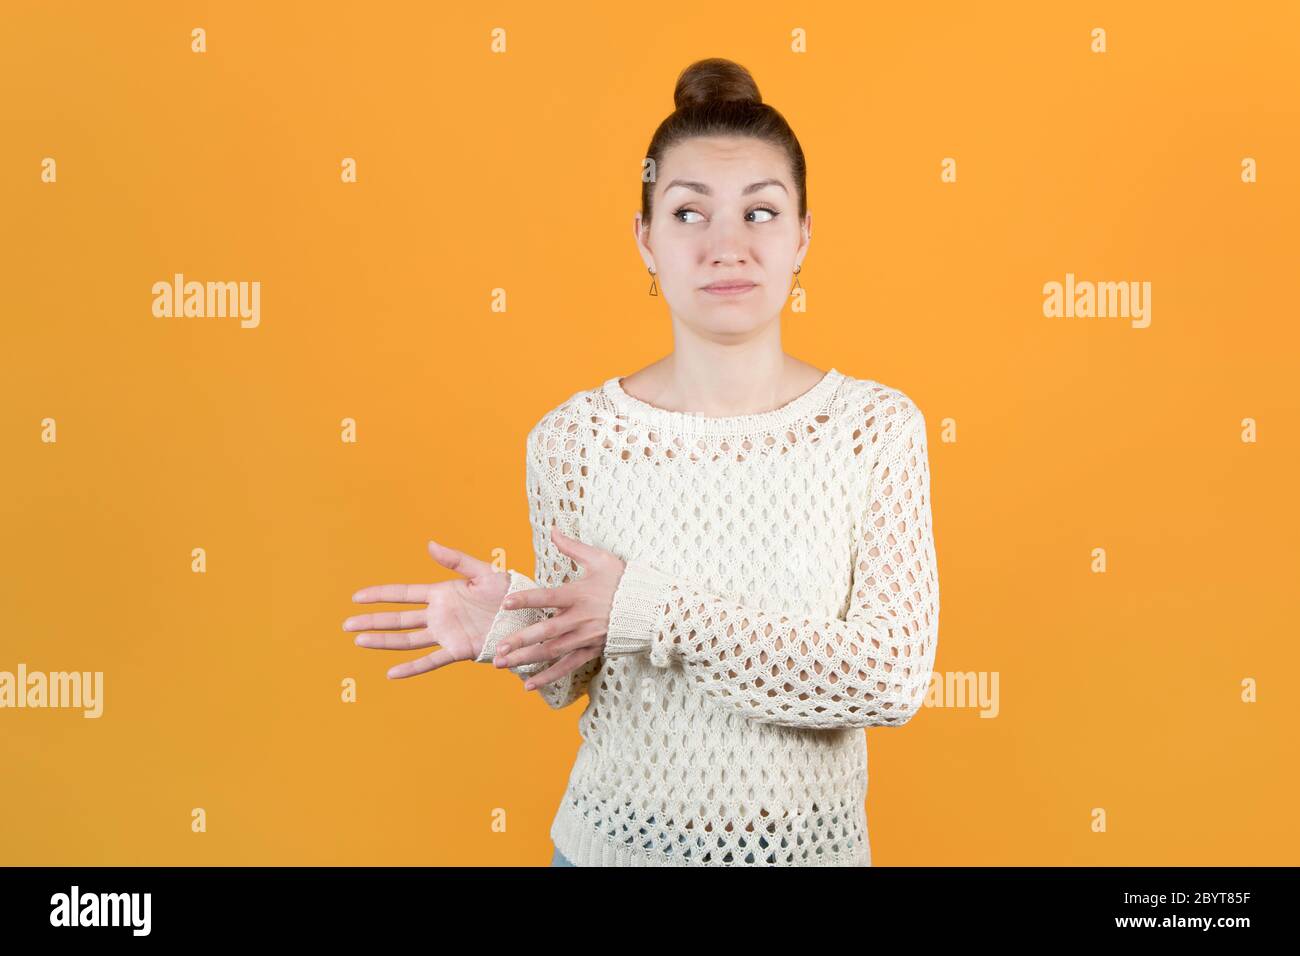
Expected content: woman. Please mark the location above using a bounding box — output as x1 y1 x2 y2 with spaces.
344 57 940 867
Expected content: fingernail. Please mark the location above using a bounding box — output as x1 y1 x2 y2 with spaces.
524 682 535 690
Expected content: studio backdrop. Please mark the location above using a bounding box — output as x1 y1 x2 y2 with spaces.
2 1 1296 866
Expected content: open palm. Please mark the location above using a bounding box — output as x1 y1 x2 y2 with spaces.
344 539 511 679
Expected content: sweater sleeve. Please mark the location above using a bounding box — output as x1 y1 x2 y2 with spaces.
473 419 602 711
602 410 939 730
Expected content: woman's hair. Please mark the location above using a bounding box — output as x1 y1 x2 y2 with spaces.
641 57 808 226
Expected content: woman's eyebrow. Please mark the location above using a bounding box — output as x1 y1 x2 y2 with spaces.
664 178 789 196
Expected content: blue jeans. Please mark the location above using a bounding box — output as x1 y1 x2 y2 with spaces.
550 844 575 866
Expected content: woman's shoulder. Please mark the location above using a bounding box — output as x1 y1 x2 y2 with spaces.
836 372 927 426
522 376 614 451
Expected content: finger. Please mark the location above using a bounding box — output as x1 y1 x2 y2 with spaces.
351 584 431 605
387 647 457 680
427 539 495 579
494 609 576 656
354 628 438 650
550 527 606 565
493 632 592 671
499 584 574 613
523 646 602 691
343 609 427 632
496 621 593 667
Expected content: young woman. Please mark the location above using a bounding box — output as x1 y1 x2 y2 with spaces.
345 57 940 867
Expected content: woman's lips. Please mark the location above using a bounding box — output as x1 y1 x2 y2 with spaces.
702 282 757 296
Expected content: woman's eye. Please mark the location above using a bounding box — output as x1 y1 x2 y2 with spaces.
672 206 779 224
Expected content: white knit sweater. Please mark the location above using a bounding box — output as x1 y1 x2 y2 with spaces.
476 367 939 866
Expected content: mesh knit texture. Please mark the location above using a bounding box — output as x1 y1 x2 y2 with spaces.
476 367 940 866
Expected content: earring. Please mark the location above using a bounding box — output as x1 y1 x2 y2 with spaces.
648 267 658 296
790 263 803 296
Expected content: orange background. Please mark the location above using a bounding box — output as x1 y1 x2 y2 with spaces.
2 1 1297 865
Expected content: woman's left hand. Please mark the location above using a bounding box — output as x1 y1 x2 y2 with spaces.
491 526 625 689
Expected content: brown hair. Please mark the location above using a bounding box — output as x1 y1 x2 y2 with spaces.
641 58 808 226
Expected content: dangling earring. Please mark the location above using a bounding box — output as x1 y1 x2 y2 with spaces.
790 263 803 296
648 267 658 296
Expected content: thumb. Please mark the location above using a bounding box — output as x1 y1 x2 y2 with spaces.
550 526 595 560
427 538 493 579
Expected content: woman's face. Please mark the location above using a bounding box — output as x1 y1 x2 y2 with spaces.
635 135 810 338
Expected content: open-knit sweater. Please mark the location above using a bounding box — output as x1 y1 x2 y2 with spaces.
475 367 939 866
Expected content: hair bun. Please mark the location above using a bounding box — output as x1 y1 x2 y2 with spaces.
673 58 762 110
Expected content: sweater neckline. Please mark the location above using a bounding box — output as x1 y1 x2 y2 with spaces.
602 367 844 436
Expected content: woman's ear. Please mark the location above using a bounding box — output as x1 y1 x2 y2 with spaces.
632 212 654 272
795 210 813 260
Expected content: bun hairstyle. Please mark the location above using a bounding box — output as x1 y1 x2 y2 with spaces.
641 57 808 225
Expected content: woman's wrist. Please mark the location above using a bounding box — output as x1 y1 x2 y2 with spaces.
603 560 675 656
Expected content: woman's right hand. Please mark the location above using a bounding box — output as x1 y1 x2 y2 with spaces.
344 539 512 679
